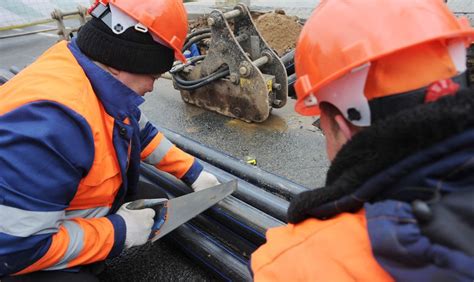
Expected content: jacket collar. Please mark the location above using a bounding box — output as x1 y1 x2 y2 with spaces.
67 39 144 121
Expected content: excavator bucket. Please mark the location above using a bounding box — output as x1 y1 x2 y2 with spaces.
171 4 288 123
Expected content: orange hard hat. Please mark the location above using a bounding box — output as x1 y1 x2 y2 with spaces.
294 0 474 125
98 0 188 62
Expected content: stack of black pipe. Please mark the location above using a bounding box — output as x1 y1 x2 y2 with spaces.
140 126 309 281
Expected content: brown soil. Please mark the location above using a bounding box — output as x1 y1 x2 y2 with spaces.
255 11 302 56
188 10 302 57
188 16 209 31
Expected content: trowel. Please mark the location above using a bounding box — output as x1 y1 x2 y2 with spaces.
127 180 237 242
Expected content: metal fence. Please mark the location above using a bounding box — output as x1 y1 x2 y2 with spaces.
0 0 92 29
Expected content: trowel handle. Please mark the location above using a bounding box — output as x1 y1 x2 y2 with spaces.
126 199 169 238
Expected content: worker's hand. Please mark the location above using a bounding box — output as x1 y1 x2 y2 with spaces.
191 171 220 191
116 203 156 249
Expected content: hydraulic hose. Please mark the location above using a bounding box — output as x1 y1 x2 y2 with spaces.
281 49 295 67
185 28 211 44
288 73 297 99
173 69 230 91
172 54 230 91
173 66 227 86
281 49 295 75
182 33 211 53
176 30 235 91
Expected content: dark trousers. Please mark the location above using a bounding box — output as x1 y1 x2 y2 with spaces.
3 181 167 282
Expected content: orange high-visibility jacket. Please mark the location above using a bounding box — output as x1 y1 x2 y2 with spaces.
251 210 393 281
0 40 203 276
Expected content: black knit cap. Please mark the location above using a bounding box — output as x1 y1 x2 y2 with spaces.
76 18 175 74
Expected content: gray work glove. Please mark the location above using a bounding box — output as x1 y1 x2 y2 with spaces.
191 171 220 191
117 202 156 249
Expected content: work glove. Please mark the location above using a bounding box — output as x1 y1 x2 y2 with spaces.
191 171 220 191
116 202 156 249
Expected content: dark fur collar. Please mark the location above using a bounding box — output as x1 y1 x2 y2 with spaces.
288 88 474 223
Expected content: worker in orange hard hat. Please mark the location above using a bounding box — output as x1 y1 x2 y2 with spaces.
0 0 220 280
252 0 474 280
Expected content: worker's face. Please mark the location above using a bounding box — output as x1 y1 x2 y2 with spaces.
117 72 161 96
109 68 161 96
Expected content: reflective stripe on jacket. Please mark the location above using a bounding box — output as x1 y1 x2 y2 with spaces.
0 40 202 276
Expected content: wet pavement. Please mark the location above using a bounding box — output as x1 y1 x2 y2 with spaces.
143 79 328 189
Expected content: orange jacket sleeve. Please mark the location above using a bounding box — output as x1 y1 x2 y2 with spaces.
15 215 125 275
139 113 203 184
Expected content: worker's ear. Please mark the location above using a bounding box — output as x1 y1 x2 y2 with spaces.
334 114 356 141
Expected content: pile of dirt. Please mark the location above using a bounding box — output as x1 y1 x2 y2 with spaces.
255 11 303 56
187 10 303 57
188 16 209 31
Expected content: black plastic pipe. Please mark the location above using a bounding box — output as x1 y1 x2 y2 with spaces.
170 223 252 281
9 66 20 75
141 178 253 280
155 126 310 200
0 70 13 85
209 194 279 245
201 162 289 222
140 164 283 245
137 178 258 259
188 211 258 259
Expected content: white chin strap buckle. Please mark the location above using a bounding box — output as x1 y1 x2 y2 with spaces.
134 23 148 33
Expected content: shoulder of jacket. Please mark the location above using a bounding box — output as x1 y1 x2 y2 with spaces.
30 42 96 114
252 211 368 273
